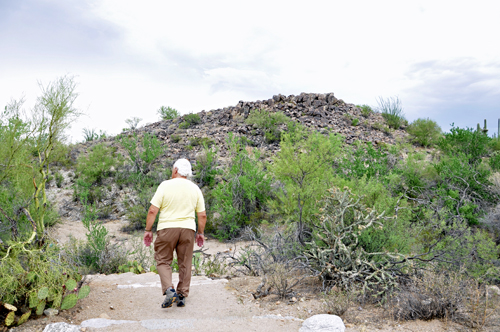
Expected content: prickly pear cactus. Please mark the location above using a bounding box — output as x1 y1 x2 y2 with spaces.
78 285 90 299
29 292 40 308
53 292 63 308
36 300 46 316
5 311 15 326
17 310 31 326
65 278 77 291
61 294 77 310
38 286 49 300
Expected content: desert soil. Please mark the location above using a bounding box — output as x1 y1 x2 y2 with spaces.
10 218 472 332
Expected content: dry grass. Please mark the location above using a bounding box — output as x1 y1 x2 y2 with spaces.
388 268 500 330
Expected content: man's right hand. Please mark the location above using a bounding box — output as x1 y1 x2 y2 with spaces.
144 231 153 247
196 233 204 247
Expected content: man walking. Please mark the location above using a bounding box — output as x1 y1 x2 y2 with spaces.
143 158 206 308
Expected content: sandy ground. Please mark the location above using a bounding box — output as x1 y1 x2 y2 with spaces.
10 218 494 332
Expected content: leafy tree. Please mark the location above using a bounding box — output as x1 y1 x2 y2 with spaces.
269 128 343 244
158 106 180 120
406 118 442 147
211 134 271 239
194 144 219 188
124 117 142 131
119 132 165 175
437 125 489 164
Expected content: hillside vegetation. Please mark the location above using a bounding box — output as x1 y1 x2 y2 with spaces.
1 77 499 328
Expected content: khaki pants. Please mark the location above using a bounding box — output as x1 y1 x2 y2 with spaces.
154 228 195 297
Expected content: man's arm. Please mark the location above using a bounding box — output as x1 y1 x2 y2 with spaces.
143 205 159 246
195 210 207 247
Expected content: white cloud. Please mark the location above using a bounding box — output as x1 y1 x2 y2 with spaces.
1 0 499 140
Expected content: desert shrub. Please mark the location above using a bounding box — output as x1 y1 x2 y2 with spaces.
180 113 201 128
55 172 64 188
245 109 290 143
489 152 500 172
390 268 500 328
323 288 354 317
434 153 494 225
189 136 214 147
438 125 490 164
406 118 442 147
202 253 229 277
61 204 128 274
0 243 85 321
306 188 408 300
74 143 121 205
489 135 500 151
76 143 121 185
119 132 165 175
194 144 218 188
330 176 415 256
124 117 142 131
269 128 342 244
336 142 395 181
171 134 181 143
158 106 180 120
211 134 271 239
376 96 406 129
237 135 256 146
82 128 106 142
357 104 373 118
236 228 307 299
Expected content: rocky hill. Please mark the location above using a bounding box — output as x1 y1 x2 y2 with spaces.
74 92 408 163
58 92 408 222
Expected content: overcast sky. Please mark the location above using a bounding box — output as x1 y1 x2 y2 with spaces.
1 0 499 142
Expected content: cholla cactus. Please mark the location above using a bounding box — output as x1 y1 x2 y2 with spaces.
306 187 406 299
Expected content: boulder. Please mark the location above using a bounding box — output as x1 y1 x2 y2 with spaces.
299 314 345 332
42 322 80 332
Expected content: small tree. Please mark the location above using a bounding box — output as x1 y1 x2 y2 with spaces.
119 132 165 175
406 118 442 147
158 106 180 120
125 117 142 131
31 76 81 240
269 128 343 244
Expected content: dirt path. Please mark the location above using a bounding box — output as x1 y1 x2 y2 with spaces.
12 219 468 332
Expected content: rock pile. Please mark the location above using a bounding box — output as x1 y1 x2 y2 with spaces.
136 92 407 162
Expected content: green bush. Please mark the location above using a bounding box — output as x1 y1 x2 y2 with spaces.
336 142 393 181
438 125 490 164
194 144 219 188
119 132 165 174
376 96 406 129
357 104 373 117
351 118 359 126
189 137 214 147
246 109 290 143
171 134 181 143
406 118 442 147
74 143 121 204
180 113 202 128
158 106 180 120
0 243 83 311
211 134 271 239
269 127 343 244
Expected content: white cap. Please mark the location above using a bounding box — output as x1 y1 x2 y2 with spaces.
173 158 193 177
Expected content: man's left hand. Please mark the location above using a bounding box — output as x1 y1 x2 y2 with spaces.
196 233 204 247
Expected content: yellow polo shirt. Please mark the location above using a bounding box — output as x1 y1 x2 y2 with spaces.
150 178 205 231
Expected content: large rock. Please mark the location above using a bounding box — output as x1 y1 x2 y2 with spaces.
42 322 80 332
299 314 345 332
